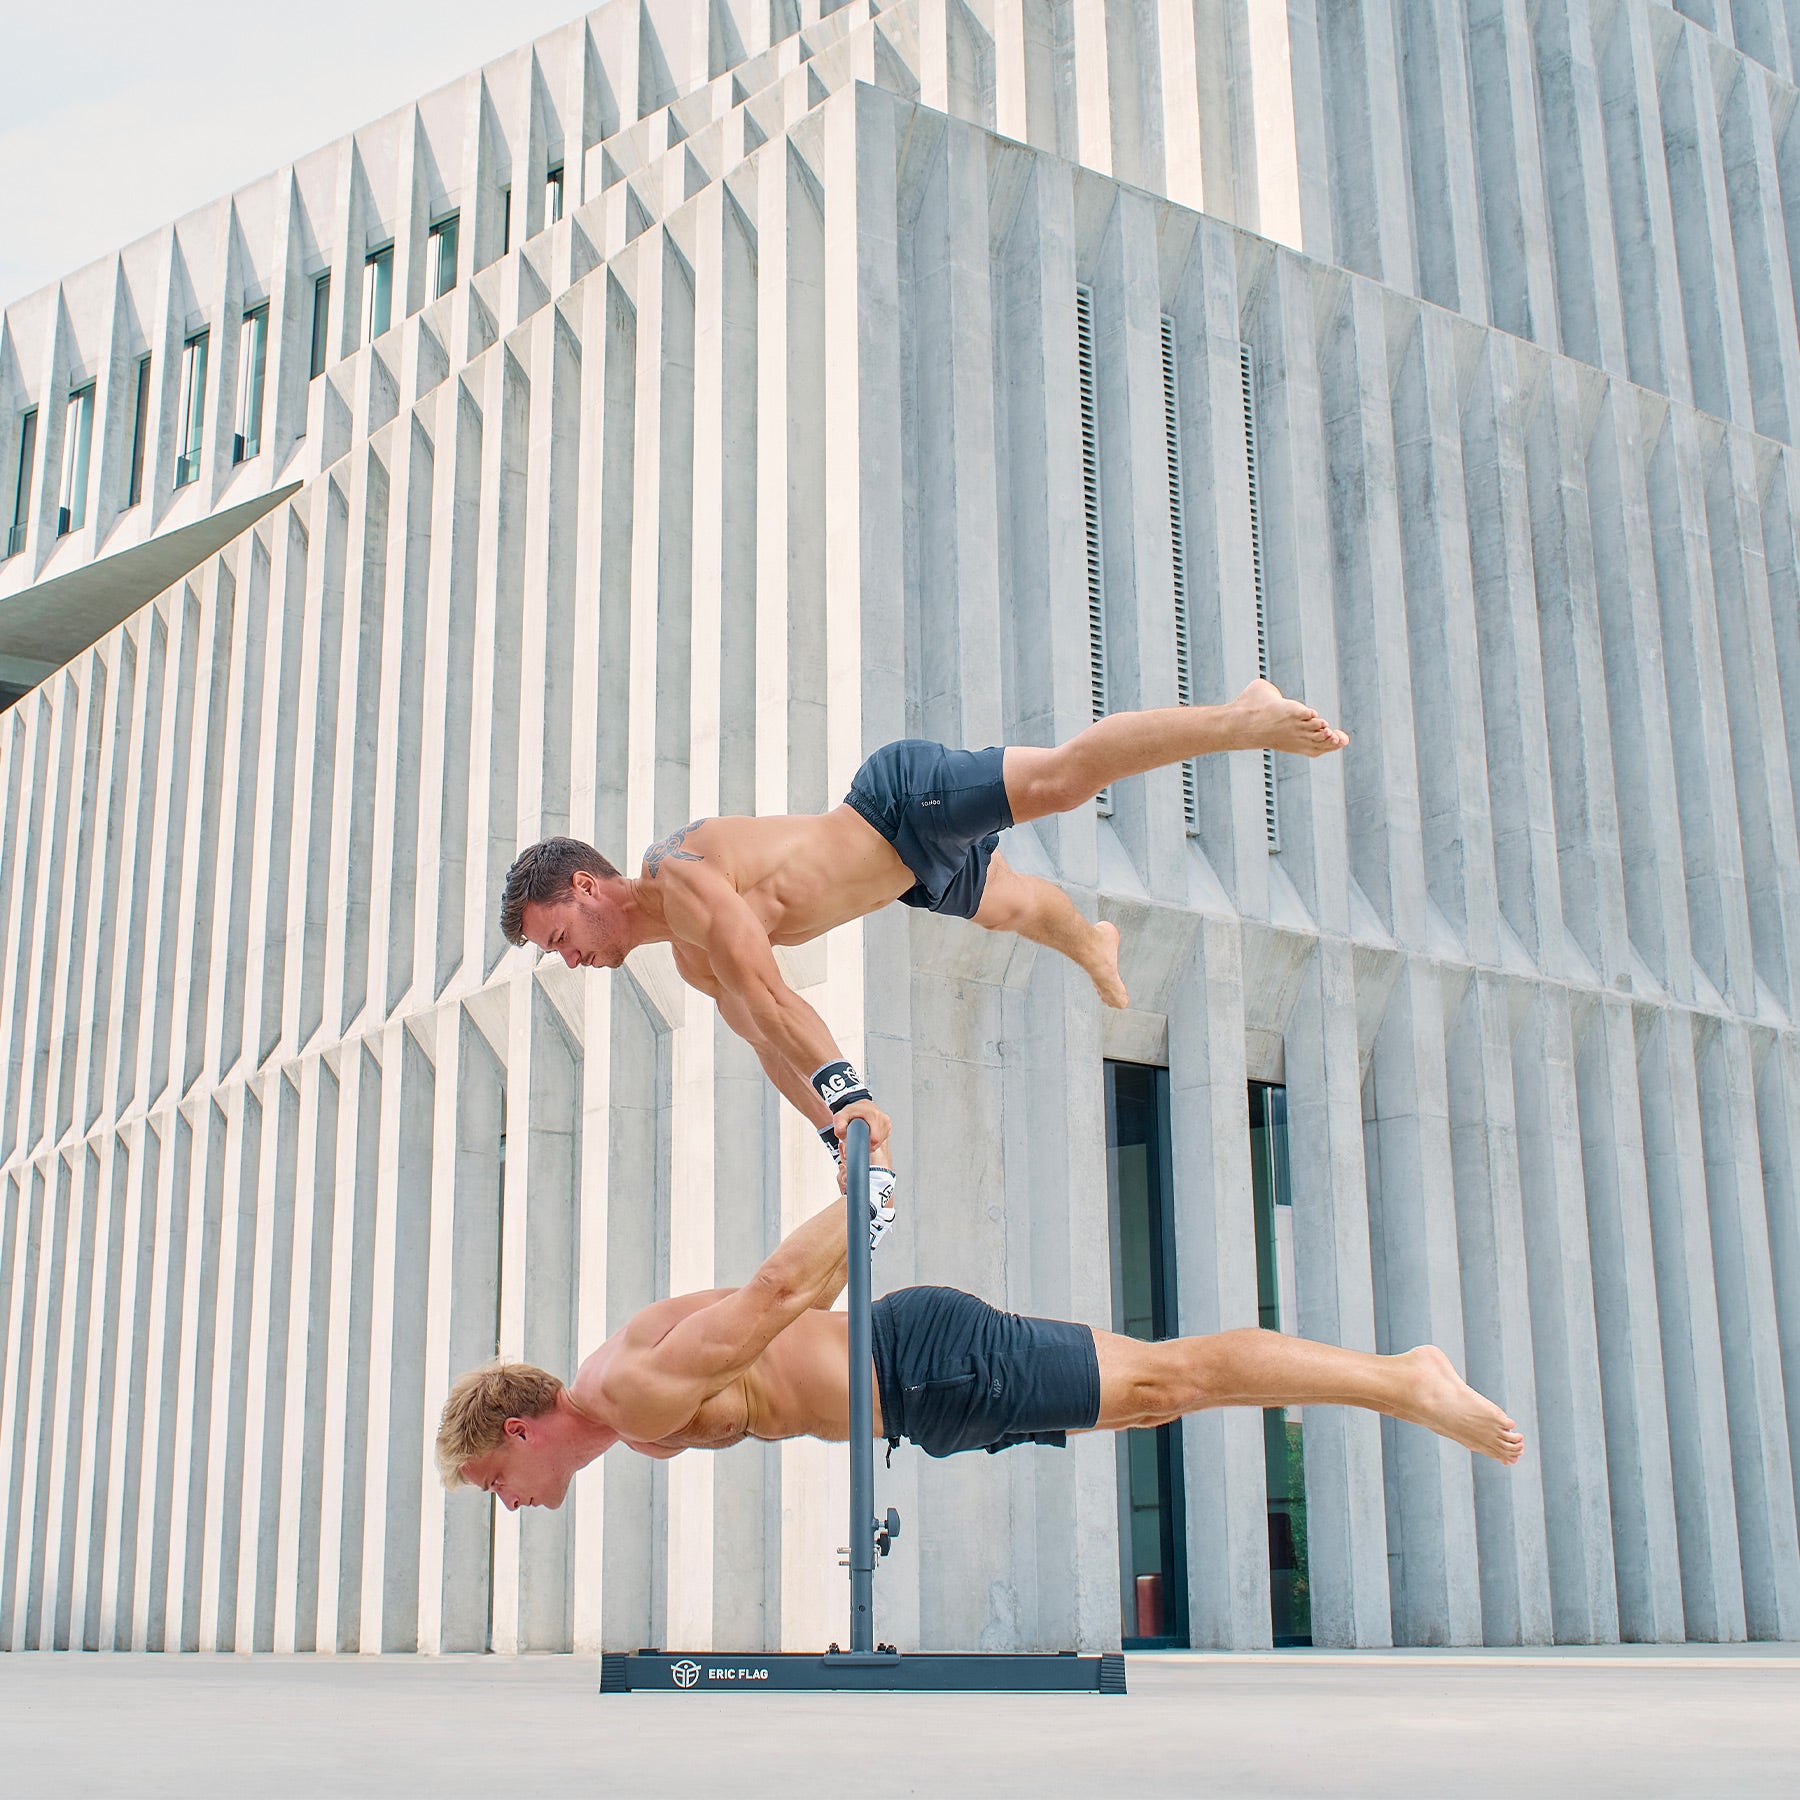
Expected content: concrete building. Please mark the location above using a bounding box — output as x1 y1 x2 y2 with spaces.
3 0 1799 1658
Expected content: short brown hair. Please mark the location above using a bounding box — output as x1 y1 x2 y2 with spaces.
499 837 620 945
435 1361 565 1488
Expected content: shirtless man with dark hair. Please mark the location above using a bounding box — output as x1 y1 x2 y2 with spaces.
437 1179 1523 1512
499 680 1348 1161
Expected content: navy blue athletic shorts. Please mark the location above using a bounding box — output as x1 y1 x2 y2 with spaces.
845 740 1013 920
871 1286 1102 1458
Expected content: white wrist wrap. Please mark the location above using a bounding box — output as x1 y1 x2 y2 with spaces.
867 1165 897 1252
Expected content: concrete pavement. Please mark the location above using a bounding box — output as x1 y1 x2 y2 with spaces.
3 1645 1797 1798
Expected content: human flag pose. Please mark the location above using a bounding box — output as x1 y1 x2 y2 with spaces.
435 1179 1522 1511
500 680 1348 1168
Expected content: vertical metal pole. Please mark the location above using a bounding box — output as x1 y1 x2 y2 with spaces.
844 1117 875 1653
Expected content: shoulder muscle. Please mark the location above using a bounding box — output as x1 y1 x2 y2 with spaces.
641 819 711 879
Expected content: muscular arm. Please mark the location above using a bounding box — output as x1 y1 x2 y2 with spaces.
598 1200 850 1443
657 861 890 1151
731 998 840 1130
658 863 843 1074
671 943 833 1130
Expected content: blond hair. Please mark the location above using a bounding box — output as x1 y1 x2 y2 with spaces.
435 1360 565 1488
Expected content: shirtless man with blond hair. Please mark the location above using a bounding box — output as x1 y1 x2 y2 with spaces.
500 680 1348 1162
437 1179 1523 1513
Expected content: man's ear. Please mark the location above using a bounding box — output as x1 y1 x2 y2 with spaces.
504 1416 530 1442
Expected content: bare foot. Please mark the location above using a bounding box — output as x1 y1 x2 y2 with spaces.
1394 1345 1525 1465
1232 677 1349 758
1085 921 1129 1009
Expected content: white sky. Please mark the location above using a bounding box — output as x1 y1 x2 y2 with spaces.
0 0 591 312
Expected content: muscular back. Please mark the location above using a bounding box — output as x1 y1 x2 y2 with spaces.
642 808 912 949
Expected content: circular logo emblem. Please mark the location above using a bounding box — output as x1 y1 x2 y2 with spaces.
671 1659 701 1688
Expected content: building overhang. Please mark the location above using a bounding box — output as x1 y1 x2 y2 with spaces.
0 482 301 706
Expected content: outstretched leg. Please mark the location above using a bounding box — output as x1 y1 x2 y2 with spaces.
1092 1324 1525 1464
972 853 1128 1007
1003 679 1349 825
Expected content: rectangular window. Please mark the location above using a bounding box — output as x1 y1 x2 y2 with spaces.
1240 344 1279 851
1106 1061 1188 1648
174 331 209 488
309 272 331 379
57 384 95 535
1249 1082 1309 1646
428 212 459 300
7 408 36 556
365 244 394 342
501 186 511 256
127 355 152 507
1076 284 1111 815
545 163 564 226
233 306 268 464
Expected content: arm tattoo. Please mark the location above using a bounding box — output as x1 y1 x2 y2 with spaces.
644 820 707 877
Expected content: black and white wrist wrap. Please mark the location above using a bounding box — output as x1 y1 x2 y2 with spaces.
810 1058 873 1115
818 1130 893 1245
867 1165 897 1252
810 1060 892 1248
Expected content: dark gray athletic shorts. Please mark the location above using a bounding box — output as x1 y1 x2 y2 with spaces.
871 1286 1102 1458
845 740 1013 920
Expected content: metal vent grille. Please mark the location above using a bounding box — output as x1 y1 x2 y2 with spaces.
1163 316 1197 835
1077 284 1111 816
1241 342 1279 852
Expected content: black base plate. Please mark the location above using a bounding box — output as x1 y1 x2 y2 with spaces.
601 1649 1126 1694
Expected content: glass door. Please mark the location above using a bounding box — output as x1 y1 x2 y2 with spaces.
1105 1061 1187 1647
1250 1082 1310 1644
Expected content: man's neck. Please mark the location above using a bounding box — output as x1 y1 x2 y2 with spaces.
554 1388 624 1469
610 877 673 951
